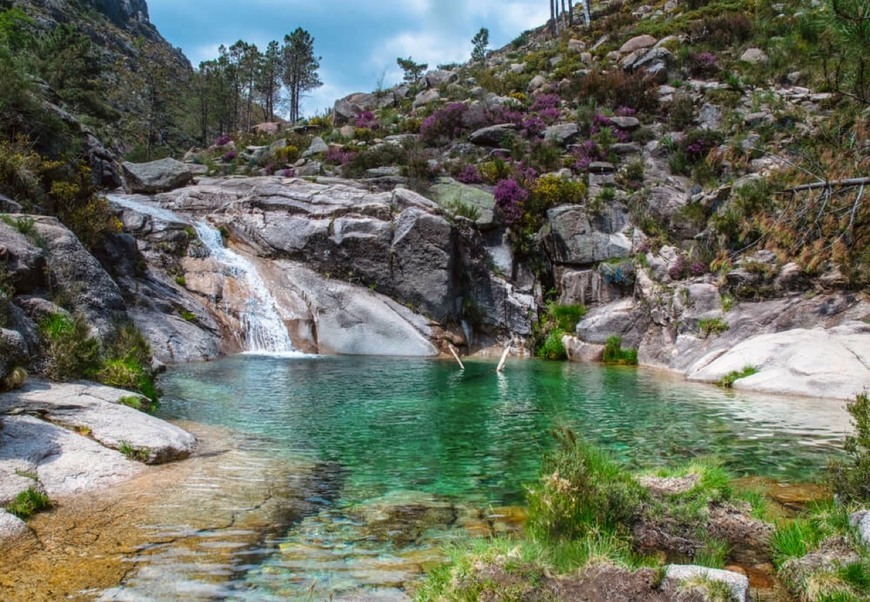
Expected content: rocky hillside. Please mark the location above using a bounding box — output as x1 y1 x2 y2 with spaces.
1 0 868 402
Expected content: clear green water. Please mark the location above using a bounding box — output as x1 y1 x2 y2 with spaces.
148 355 847 599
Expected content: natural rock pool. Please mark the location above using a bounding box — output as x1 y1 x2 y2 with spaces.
0 356 850 601
148 355 847 600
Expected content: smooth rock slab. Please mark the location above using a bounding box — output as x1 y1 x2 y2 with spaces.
686 321 870 400
664 564 749 602
0 381 196 464
0 414 142 501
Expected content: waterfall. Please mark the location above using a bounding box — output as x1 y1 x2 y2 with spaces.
108 194 298 355
193 223 297 354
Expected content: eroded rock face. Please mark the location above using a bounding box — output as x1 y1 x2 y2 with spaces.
544 204 633 266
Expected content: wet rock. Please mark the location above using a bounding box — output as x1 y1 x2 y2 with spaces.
347 491 456 546
121 158 193 194
663 565 750 602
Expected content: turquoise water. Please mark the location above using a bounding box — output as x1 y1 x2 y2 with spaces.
151 355 847 599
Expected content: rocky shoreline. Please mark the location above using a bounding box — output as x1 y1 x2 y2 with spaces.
0 380 195 540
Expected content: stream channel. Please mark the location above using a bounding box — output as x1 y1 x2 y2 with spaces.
87 354 851 600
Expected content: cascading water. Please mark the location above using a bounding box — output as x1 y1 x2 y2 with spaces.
108 194 298 355
192 222 297 354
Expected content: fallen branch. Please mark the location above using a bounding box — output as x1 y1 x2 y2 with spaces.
784 177 870 193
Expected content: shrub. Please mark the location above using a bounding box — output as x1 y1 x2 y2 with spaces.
493 177 528 225
455 164 483 184
214 134 232 146
718 365 758 388
602 336 638 365
698 317 730 337
827 392 870 504
4 487 51 519
573 70 659 114
419 102 468 145
538 328 567 360
529 174 586 209
40 313 101 381
526 428 645 541
549 303 587 332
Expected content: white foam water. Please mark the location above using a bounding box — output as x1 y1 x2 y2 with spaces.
108 193 300 355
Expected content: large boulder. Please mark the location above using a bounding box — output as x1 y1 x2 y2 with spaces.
273 262 438 356
33 217 127 335
686 321 870 399
543 204 633 266
391 208 455 322
468 123 519 147
121 158 193 194
0 220 46 294
427 178 496 226
574 298 649 348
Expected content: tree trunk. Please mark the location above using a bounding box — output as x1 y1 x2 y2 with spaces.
550 0 557 35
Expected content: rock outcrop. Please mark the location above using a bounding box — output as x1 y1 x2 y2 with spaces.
0 381 196 518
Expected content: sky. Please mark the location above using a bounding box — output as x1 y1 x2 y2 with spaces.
146 0 551 118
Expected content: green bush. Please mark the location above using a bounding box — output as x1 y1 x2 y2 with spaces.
40 313 101 381
538 328 567 360
101 324 159 402
827 392 870 504
526 428 645 541
698 317 730 337
602 336 638 365
5 487 51 519
549 304 587 332
718 365 758 388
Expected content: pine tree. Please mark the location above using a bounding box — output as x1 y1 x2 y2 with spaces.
258 40 283 123
471 27 489 63
281 28 322 124
396 56 427 83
